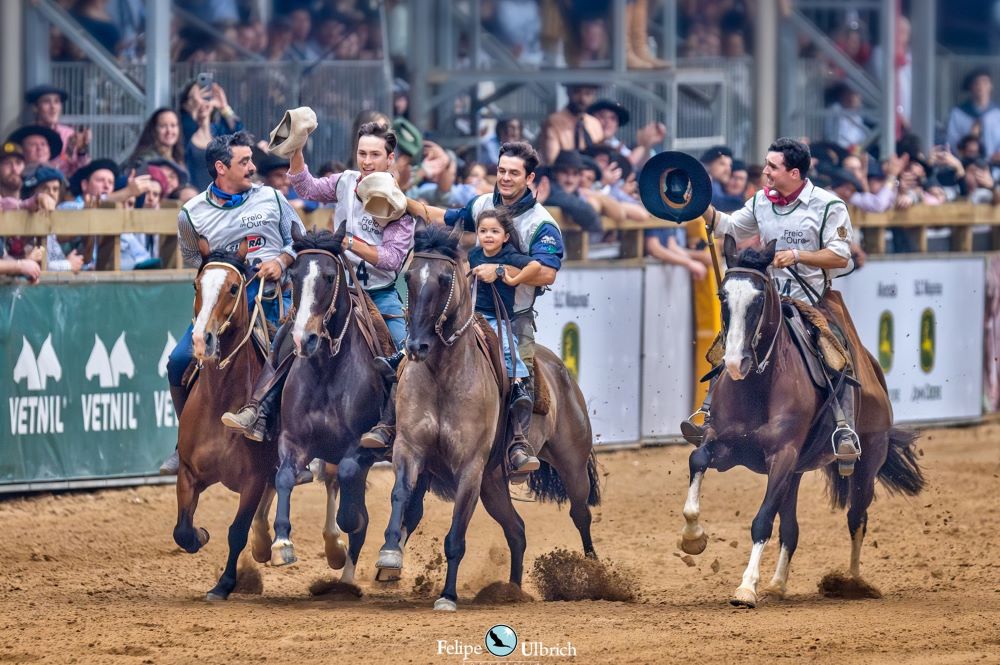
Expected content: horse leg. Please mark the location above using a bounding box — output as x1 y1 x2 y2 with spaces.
271 444 305 567
678 444 712 555
335 455 372 585
206 474 268 601
731 449 797 609
401 473 430 551
847 433 884 581
375 454 420 582
543 446 597 558
250 484 275 564
321 464 348 571
173 462 209 553
479 465 527 586
763 473 803 599
435 473 483 611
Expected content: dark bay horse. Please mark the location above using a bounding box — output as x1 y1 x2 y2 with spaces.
678 235 925 608
375 223 601 611
173 240 277 600
267 225 387 585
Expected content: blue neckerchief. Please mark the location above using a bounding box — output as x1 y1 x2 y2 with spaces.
210 183 250 208
492 185 535 219
958 100 1000 120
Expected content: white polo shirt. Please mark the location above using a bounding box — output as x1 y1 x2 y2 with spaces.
714 180 854 301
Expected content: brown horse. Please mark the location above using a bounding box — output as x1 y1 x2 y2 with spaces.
374 223 601 611
678 236 925 608
173 240 277 601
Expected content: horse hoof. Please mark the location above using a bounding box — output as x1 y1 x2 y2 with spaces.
433 597 458 612
270 539 297 567
374 549 403 582
678 530 708 555
197 527 210 547
204 590 229 602
730 587 758 608
762 583 786 600
251 540 271 564
324 534 348 570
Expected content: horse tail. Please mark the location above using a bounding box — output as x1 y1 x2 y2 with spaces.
877 427 926 497
527 452 602 507
823 462 851 510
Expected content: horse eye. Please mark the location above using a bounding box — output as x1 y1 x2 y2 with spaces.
230 284 239 296
325 274 334 285
403 271 411 281
438 272 452 285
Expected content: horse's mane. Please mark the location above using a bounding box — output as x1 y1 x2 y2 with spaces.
413 223 461 260
200 249 246 273
292 229 342 255
735 246 774 272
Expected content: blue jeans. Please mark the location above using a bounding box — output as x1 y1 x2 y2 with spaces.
167 279 291 387
369 287 407 350
482 312 527 379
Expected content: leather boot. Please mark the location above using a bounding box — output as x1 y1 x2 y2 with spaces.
631 0 670 68
508 378 539 482
680 377 716 445
833 385 861 477
158 385 188 475
373 349 405 383
361 384 397 449
221 350 291 441
625 3 654 69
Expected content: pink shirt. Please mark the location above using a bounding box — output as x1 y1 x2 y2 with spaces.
51 123 90 178
289 167 414 273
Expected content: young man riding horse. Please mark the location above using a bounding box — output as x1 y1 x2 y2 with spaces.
390 141 564 477
681 137 866 474
222 121 414 443
159 131 303 475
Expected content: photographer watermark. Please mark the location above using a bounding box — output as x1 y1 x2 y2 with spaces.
436 624 577 662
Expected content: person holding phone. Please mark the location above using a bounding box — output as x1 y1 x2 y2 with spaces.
179 76 244 191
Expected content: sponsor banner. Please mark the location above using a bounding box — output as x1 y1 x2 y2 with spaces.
641 263 693 438
534 266 643 444
838 257 985 423
2 280 190 488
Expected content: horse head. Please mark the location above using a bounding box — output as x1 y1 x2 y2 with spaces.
404 219 468 362
720 234 779 381
192 237 250 363
288 222 349 357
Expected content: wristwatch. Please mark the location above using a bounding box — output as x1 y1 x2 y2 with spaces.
495 265 506 278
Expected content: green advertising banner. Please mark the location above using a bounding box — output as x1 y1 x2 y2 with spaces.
1 278 192 490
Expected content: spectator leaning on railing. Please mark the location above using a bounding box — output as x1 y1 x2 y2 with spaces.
946 69 1000 172
0 142 57 213
24 84 91 179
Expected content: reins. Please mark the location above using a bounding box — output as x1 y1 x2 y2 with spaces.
723 266 783 374
195 261 272 370
294 248 354 358
410 251 477 346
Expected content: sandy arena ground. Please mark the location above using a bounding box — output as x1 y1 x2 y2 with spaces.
1 424 998 664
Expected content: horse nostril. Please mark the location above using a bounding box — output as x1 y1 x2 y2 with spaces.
304 333 319 356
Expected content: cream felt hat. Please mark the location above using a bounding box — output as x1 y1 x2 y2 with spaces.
267 107 318 158
356 172 407 225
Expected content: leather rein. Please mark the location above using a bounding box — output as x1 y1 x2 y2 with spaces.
409 251 477 346
195 261 278 370
722 266 784 374
292 248 357 358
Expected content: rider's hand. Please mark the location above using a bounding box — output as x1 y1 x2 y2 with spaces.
772 249 797 269
257 259 284 281
471 263 499 283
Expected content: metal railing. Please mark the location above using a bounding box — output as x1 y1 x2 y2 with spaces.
50 60 392 165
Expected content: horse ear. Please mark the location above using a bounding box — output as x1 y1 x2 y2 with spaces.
723 234 738 268
236 237 250 261
197 235 210 260
331 219 348 249
292 222 306 244
447 220 464 242
762 238 778 266
413 216 428 238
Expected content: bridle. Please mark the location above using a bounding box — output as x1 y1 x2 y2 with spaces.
721 266 783 374
408 251 476 346
195 261 269 370
292 249 353 357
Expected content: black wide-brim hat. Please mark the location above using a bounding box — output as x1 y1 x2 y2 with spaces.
69 158 120 196
7 125 63 160
638 151 712 223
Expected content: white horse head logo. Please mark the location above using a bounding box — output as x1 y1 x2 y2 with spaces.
12 335 62 391
85 333 135 388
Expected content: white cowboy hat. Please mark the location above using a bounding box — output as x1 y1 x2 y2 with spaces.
356 172 407 226
267 107 317 158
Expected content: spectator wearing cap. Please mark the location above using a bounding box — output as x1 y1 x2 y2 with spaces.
541 150 602 232
390 117 423 192
258 152 317 213
700 145 733 203
59 159 153 210
25 84 91 178
540 84 604 164
8 125 64 179
0 142 56 213
588 98 667 169
145 158 189 198
946 69 1000 169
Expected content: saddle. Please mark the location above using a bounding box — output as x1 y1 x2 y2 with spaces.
349 289 397 358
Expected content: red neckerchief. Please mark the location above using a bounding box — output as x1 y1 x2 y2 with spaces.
764 179 808 207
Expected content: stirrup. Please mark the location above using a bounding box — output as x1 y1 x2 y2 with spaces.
831 426 861 459
680 409 709 445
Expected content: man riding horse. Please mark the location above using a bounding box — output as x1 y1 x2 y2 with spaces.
680 137 866 475
222 121 414 443
384 141 563 477
159 131 303 475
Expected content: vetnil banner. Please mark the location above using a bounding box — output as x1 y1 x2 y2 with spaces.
2 279 191 489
